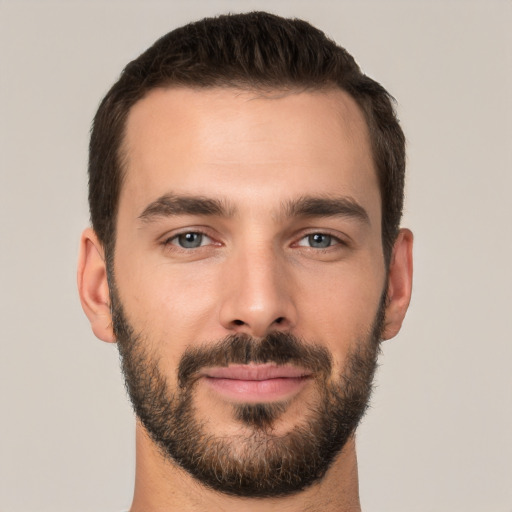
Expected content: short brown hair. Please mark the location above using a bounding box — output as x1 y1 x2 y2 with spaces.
89 11 405 264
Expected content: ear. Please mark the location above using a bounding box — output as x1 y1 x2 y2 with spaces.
382 228 413 340
77 228 115 343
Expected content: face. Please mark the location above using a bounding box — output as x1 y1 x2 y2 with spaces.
111 87 388 496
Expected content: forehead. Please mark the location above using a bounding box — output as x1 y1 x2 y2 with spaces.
120 86 379 221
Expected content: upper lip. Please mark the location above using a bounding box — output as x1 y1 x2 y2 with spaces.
201 364 312 381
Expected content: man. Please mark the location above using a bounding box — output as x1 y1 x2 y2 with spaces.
78 11 412 511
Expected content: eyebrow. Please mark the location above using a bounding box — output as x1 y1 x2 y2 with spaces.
138 194 235 222
283 196 370 225
138 193 370 226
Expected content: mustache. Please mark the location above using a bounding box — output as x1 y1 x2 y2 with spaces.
178 331 332 389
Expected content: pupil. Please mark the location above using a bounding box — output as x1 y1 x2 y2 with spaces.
179 233 201 248
309 234 330 248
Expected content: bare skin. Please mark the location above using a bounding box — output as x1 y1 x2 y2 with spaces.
78 87 413 511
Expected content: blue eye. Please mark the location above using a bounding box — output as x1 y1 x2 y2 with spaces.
172 232 210 248
308 233 332 248
297 233 338 248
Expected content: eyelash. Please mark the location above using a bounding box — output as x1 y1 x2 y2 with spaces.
163 230 215 250
162 230 346 251
295 232 345 250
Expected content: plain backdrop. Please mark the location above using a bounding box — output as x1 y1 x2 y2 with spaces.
1 1 511 511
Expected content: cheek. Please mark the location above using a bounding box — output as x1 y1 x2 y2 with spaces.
295 257 385 361
114 256 222 357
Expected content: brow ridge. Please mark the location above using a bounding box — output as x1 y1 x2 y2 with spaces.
138 194 234 222
138 193 370 226
283 195 370 224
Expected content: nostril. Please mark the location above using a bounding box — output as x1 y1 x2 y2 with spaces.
274 317 285 325
233 319 245 326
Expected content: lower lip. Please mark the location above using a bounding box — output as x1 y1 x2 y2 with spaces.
203 376 311 402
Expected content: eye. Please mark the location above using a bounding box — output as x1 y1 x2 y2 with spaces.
168 232 212 249
296 233 340 249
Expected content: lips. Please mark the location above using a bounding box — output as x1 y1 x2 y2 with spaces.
200 364 312 402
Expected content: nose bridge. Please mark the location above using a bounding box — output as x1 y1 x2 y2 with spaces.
219 239 295 336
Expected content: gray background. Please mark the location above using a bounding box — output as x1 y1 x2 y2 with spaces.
1 1 511 511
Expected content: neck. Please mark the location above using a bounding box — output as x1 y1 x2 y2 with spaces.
130 422 362 512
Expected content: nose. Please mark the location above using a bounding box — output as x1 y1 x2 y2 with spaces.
218 245 297 338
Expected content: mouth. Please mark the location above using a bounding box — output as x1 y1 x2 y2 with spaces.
200 364 313 402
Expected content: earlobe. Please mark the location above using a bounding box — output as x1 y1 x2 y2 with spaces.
382 228 414 340
77 228 116 343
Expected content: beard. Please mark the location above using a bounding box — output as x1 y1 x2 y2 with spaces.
111 283 385 498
